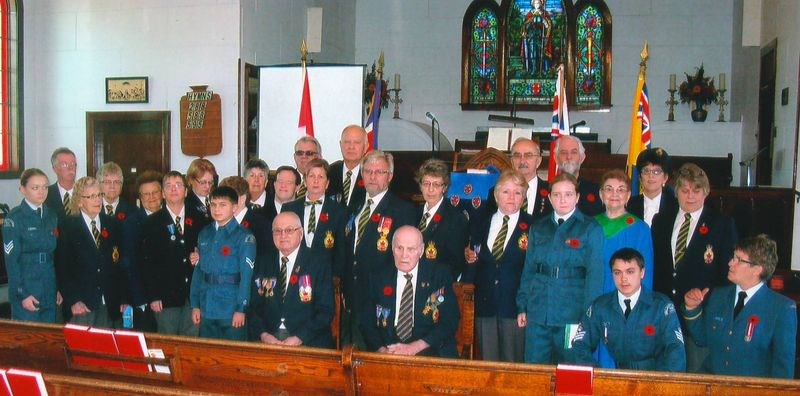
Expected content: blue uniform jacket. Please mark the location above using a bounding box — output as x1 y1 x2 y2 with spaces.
683 284 797 378
465 211 534 319
572 287 686 372
248 245 334 348
360 259 459 358
517 210 604 326
190 220 256 320
3 200 59 311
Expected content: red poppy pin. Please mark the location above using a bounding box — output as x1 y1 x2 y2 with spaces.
519 222 528 231
371 214 381 222
539 188 549 197
117 212 126 221
383 286 393 296
748 315 759 326
185 218 193 227
625 216 635 225
566 239 580 248
241 220 250 229
289 274 299 285
644 324 656 336
221 246 231 256
432 213 442 223
699 224 709 235
100 229 109 239
586 193 596 202
320 213 329 222
54 227 59 237
357 179 365 187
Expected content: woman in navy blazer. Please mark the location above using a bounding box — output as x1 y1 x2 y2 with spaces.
464 170 533 362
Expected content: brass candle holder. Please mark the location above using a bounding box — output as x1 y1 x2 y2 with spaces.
716 88 727 122
666 89 678 121
388 88 403 119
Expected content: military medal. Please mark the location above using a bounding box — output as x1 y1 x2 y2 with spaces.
255 278 263 296
112 246 120 263
704 244 714 264
263 278 276 297
425 241 438 259
381 308 391 328
432 308 439 323
518 233 528 251
376 236 389 252
299 274 312 302
378 216 393 234
745 315 759 342
324 231 335 249
376 305 383 326
167 224 176 241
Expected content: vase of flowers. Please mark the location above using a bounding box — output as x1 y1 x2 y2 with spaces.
678 64 718 122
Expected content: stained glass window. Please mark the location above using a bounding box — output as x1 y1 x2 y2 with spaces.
469 7 498 104
505 0 567 105
0 1 21 174
575 4 604 106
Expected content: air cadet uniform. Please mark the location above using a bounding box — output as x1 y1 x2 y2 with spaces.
572 287 686 372
682 284 797 378
516 209 604 364
3 200 59 323
190 220 256 341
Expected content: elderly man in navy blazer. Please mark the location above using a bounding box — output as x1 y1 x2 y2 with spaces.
327 125 368 217
45 147 77 220
249 212 334 348
360 226 459 357
683 235 796 379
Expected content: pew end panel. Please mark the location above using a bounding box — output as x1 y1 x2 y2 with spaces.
452 282 475 359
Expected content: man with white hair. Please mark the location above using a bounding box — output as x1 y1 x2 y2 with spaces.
554 135 603 216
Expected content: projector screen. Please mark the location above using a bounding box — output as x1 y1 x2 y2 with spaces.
258 64 364 170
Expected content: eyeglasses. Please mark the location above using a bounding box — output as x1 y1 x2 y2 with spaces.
601 186 629 194
101 180 123 186
140 190 162 198
732 255 755 266
362 169 390 176
57 162 77 169
81 193 104 200
641 168 664 176
164 183 185 190
511 152 541 160
272 227 301 235
294 150 318 157
420 181 445 189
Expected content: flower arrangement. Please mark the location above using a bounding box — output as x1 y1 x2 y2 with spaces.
679 64 718 105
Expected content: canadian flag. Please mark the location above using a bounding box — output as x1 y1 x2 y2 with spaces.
298 67 314 136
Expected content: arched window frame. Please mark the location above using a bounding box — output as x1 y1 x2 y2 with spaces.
0 0 22 178
460 0 611 111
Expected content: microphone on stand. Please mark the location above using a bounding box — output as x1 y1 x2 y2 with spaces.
426 112 439 155
570 120 586 134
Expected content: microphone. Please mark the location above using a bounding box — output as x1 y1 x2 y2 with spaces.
570 120 586 129
425 111 437 121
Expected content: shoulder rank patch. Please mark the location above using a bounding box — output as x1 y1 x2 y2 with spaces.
3 218 14 228
3 241 13 255
664 303 676 317
244 234 256 243
245 257 255 269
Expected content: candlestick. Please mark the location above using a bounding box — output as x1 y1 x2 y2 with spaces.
669 74 676 91
666 88 678 121
394 73 400 90
717 88 728 122
718 73 726 91
388 87 403 119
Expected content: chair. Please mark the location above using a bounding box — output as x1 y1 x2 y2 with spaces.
453 147 513 172
331 276 342 349
452 282 475 359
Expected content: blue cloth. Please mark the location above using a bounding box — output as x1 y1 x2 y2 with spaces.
190 220 256 320
683 284 797 378
572 287 686 372
3 200 59 322
447 172 499 220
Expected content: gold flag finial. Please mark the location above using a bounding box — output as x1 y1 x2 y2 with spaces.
639 41 649 75
377 51 385 79
300 39 308 68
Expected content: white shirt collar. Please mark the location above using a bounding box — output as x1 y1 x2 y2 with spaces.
735 282 764 306
235 206 248 224
423 197 443 216
166 205 185 223
555 208 577 223
81 211 100 231
618 286 643 312
251 190 267 206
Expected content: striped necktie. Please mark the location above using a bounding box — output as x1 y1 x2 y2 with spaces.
63 192 71 207
91 220 101 248
356 199 373 247
491 215 510 261
106 204 114 216
418 212 431 232
396 273 414 342
297 182 307 199
674 213 691 267
175 216 183 235
280 256 289 301
342 170 353 205
306 200 321 234
521 198 529 213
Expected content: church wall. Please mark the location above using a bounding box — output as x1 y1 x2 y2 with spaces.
8 0 242 206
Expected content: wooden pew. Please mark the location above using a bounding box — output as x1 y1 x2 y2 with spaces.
43 373 225 396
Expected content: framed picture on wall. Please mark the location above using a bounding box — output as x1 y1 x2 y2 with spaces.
106 76 149 103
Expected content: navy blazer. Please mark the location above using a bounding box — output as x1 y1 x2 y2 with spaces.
466 211 534 319
118 204 148 306
652 205 737 307
327 160 366 217
281 197 347 279
44 183 68 220
683 284 797 378
626 188 678 224
484 177 552 220
343 192 416 308
418 201 469 280
186 190 213 228
360 259 459 358
577 178 604 217
55 213 126 320
139 206 203 308
248 245 334 348
239 207 274 277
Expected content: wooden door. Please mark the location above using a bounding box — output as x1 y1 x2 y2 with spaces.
757 42 777 185
86 111 170 205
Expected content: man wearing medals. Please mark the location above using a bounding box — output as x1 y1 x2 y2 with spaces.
683 235 796 378
342 150 416 348
572 248 686 371
249 212 334 348
360 226 459 357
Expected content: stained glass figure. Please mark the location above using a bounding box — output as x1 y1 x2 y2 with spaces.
469 7 498 104
576 4 604 105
